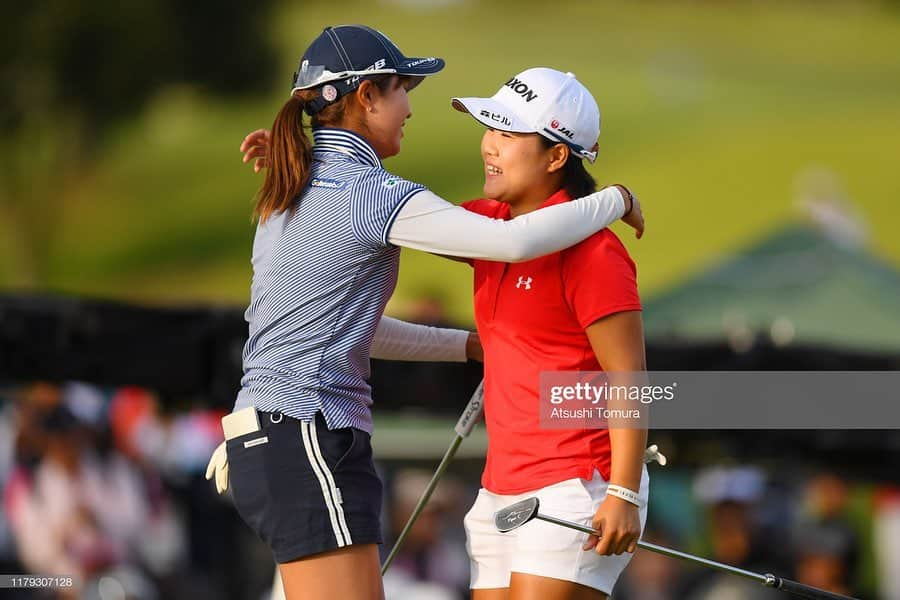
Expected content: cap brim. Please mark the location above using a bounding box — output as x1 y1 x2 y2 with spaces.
396 57 445 77
292 56 443 92
450 97 534 133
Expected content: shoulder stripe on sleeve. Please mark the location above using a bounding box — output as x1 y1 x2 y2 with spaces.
382 186 426 246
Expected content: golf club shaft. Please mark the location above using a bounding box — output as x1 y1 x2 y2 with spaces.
382 380 485 575
637 538 766 584
381 435 463 574
534 514 856 600
537 514 770 582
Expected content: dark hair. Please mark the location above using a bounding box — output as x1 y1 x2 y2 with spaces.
539 136 597 199
254 75 403 222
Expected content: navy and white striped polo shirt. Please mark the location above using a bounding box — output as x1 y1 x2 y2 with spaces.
234 128 425 433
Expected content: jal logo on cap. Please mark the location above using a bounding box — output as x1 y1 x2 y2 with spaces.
550 118 575 140
504 77 539 103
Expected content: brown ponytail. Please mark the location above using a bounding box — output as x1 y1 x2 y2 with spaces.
254 92 313 222
254 75 405 222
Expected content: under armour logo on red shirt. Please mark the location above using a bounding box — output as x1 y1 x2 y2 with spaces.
515 276 533 290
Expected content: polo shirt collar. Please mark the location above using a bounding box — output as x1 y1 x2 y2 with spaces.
537 188 572 209
312 128 382 168
496 188 572 219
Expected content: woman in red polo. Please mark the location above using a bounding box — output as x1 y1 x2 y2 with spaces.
454 68 649 600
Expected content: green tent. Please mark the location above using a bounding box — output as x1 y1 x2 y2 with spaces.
643 224 900 353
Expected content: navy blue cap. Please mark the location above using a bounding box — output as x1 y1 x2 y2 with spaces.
292 25 445 115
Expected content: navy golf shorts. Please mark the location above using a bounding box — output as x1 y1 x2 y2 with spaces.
226 410 383 563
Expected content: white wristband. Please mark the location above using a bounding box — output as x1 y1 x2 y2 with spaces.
606 484 642 508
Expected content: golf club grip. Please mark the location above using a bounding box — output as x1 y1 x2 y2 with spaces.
776 578 857 600
454 379 485 437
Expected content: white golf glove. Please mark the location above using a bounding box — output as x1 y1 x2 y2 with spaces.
205 441 229 494
643 444 667 466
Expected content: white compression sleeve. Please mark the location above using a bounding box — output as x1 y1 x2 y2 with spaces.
387 187 626 262
370 315 469 362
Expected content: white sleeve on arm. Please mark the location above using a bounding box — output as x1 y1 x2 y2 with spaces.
371 315 470 362
387 187 626 262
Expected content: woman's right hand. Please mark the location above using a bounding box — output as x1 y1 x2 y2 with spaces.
240 128 271 172
614 185 644 239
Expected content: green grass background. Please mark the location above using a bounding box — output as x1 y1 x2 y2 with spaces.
7 0 900 324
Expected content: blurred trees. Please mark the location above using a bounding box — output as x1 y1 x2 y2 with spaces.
0 1 277 285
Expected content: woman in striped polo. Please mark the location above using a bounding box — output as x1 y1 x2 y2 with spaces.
212 26 644 600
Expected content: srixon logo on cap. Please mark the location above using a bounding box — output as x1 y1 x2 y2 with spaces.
504 77 539 102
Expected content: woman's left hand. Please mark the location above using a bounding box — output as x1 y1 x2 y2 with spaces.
466 331 483 362
583 495 641 555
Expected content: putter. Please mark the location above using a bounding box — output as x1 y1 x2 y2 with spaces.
381 379 485 575
495 497 858 600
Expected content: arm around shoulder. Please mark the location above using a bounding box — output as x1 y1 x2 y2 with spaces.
387 187 633 262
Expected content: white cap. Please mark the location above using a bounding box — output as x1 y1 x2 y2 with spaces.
452 67 600 163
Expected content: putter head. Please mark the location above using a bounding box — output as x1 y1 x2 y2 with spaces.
494 497 540 533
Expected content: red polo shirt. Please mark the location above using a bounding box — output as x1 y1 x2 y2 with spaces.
462 189 642 494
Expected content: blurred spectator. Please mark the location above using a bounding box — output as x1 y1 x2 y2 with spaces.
107 387 223 478
0 396 21 575
792 473 859 597
874 487 900 600
382 469 470 600
679 466 782 599
3 383 186 599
